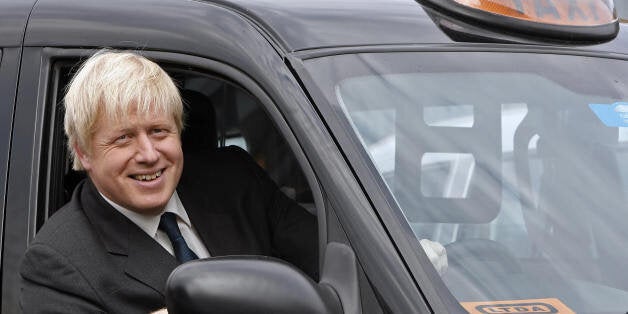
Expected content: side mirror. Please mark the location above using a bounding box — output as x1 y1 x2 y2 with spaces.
165 255 342 314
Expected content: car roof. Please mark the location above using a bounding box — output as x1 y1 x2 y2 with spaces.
207 0 452 52
16 0 628 55
0 0 37 46
211 0 628 53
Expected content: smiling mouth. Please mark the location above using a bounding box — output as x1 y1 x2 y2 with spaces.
132 169 163 181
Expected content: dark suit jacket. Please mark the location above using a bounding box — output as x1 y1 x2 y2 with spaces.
19 146 318 314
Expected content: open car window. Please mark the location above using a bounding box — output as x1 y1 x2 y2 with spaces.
41 59 314 225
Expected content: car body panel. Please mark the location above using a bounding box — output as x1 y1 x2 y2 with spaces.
6 0 438 313
0 1 33 308
0 0 36 46
2 0 628 313
0 49 21 265
205 0 453 52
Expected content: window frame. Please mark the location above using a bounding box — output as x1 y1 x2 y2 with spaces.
37 47 328 268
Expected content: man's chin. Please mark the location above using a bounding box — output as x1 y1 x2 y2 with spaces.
126 199 170 216
120 186 176 214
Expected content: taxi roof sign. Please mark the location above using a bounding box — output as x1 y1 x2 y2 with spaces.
419 0 619 42
454 0 614 26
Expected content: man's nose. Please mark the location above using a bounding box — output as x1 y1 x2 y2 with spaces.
135 133 159 163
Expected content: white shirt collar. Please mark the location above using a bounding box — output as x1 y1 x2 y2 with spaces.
100 191 191 238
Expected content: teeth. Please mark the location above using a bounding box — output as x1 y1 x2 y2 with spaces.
133 170 162 181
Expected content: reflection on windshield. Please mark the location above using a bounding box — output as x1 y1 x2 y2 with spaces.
306 52 628 313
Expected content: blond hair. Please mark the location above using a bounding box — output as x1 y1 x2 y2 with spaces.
64 50 183 170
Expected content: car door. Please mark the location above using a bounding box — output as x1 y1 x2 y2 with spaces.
0 0 38 312
5 0 429 313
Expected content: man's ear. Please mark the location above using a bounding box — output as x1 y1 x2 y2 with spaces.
74 142 92 171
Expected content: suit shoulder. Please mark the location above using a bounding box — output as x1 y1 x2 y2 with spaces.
180 145 272 192
29 202 96 253
213 145 256 164
184 145 259 175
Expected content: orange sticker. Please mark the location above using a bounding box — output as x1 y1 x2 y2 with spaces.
461 298 575 314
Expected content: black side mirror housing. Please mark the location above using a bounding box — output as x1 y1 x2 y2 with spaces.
165 255 342 314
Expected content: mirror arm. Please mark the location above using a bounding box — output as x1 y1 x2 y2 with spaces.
320 242 362 314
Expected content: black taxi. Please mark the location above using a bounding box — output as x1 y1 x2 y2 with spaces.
1 0 627 313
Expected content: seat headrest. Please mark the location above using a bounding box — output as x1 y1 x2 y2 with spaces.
181 89 217 152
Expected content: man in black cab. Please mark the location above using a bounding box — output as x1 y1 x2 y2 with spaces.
19 50 318 313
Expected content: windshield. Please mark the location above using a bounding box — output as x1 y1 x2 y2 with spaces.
304 51 628 313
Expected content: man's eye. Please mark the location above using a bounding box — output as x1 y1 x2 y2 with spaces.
152 128 169 135
114 134 129 142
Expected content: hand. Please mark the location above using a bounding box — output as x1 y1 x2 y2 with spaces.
150 308 168 314
420 239 448 275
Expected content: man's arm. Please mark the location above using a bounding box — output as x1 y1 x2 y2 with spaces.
20 243 106 313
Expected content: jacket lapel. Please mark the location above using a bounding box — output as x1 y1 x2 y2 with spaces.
124 227 179 296
177 163 248 256
177 180 222 256
80 179 179 296
178 148 265 256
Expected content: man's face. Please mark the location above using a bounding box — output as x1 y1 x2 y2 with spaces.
77 108 183 216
